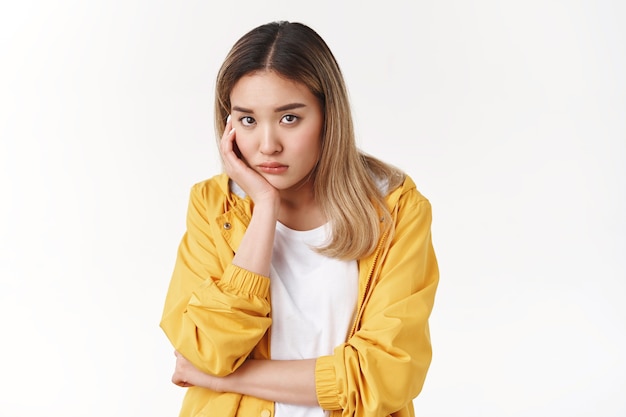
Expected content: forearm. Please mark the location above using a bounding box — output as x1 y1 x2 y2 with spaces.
220 359 318 406
232 201 278 276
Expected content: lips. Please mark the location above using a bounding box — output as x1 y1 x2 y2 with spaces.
259 162 286 168
257 162 288 174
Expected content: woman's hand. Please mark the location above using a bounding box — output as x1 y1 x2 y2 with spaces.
172 351 222 390
171 352 318 405
220 115 279 208
221 115 278 276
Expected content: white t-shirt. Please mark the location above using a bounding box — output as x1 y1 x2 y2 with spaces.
270 221 358 417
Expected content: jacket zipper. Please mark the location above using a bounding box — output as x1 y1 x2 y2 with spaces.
347 230 389 339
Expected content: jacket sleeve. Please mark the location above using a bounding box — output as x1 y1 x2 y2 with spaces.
160 182 272 377
315 188 439 416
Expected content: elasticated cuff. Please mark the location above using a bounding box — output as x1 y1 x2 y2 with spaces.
218 263 270 298
315 355 341 410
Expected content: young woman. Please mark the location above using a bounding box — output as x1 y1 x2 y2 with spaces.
160 21 439 417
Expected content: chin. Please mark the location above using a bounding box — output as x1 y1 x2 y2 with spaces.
279 178 315 194
267 179 297 190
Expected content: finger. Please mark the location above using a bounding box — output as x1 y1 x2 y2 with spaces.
220 117 236 155
220 114 234 145
221 127 236 155
221 128 243 171
172 374 192 387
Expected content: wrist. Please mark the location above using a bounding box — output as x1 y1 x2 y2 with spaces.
214 364 243 393
252 197 280 219
211 373 227 393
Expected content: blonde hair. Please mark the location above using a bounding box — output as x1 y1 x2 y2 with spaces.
214 21 405 260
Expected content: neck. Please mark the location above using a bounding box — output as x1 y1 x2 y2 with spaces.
277 183 325 231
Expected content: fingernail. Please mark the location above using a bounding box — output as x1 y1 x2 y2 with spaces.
229 127 235 135
226 114 231 124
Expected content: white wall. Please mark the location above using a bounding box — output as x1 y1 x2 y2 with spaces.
1 1 624 416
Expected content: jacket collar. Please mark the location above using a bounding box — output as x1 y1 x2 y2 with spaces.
214 173 253 253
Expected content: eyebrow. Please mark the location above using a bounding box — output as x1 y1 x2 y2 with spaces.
231 103 307 113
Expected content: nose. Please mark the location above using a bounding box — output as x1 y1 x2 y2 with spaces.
259 125 282 155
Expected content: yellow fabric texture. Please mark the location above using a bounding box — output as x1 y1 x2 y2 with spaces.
160 173 439 417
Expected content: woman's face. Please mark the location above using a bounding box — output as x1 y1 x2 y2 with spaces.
229 71 323 197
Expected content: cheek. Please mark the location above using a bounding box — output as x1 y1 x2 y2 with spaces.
308 132 323 155
233 133 253 158
298 125 322 151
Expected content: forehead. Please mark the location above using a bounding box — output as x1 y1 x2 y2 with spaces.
230 71 316 108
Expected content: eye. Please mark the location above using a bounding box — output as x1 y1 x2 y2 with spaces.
281 114 298 124
239 116 255 127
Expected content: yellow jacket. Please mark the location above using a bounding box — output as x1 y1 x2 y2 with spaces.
160 173 439 417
